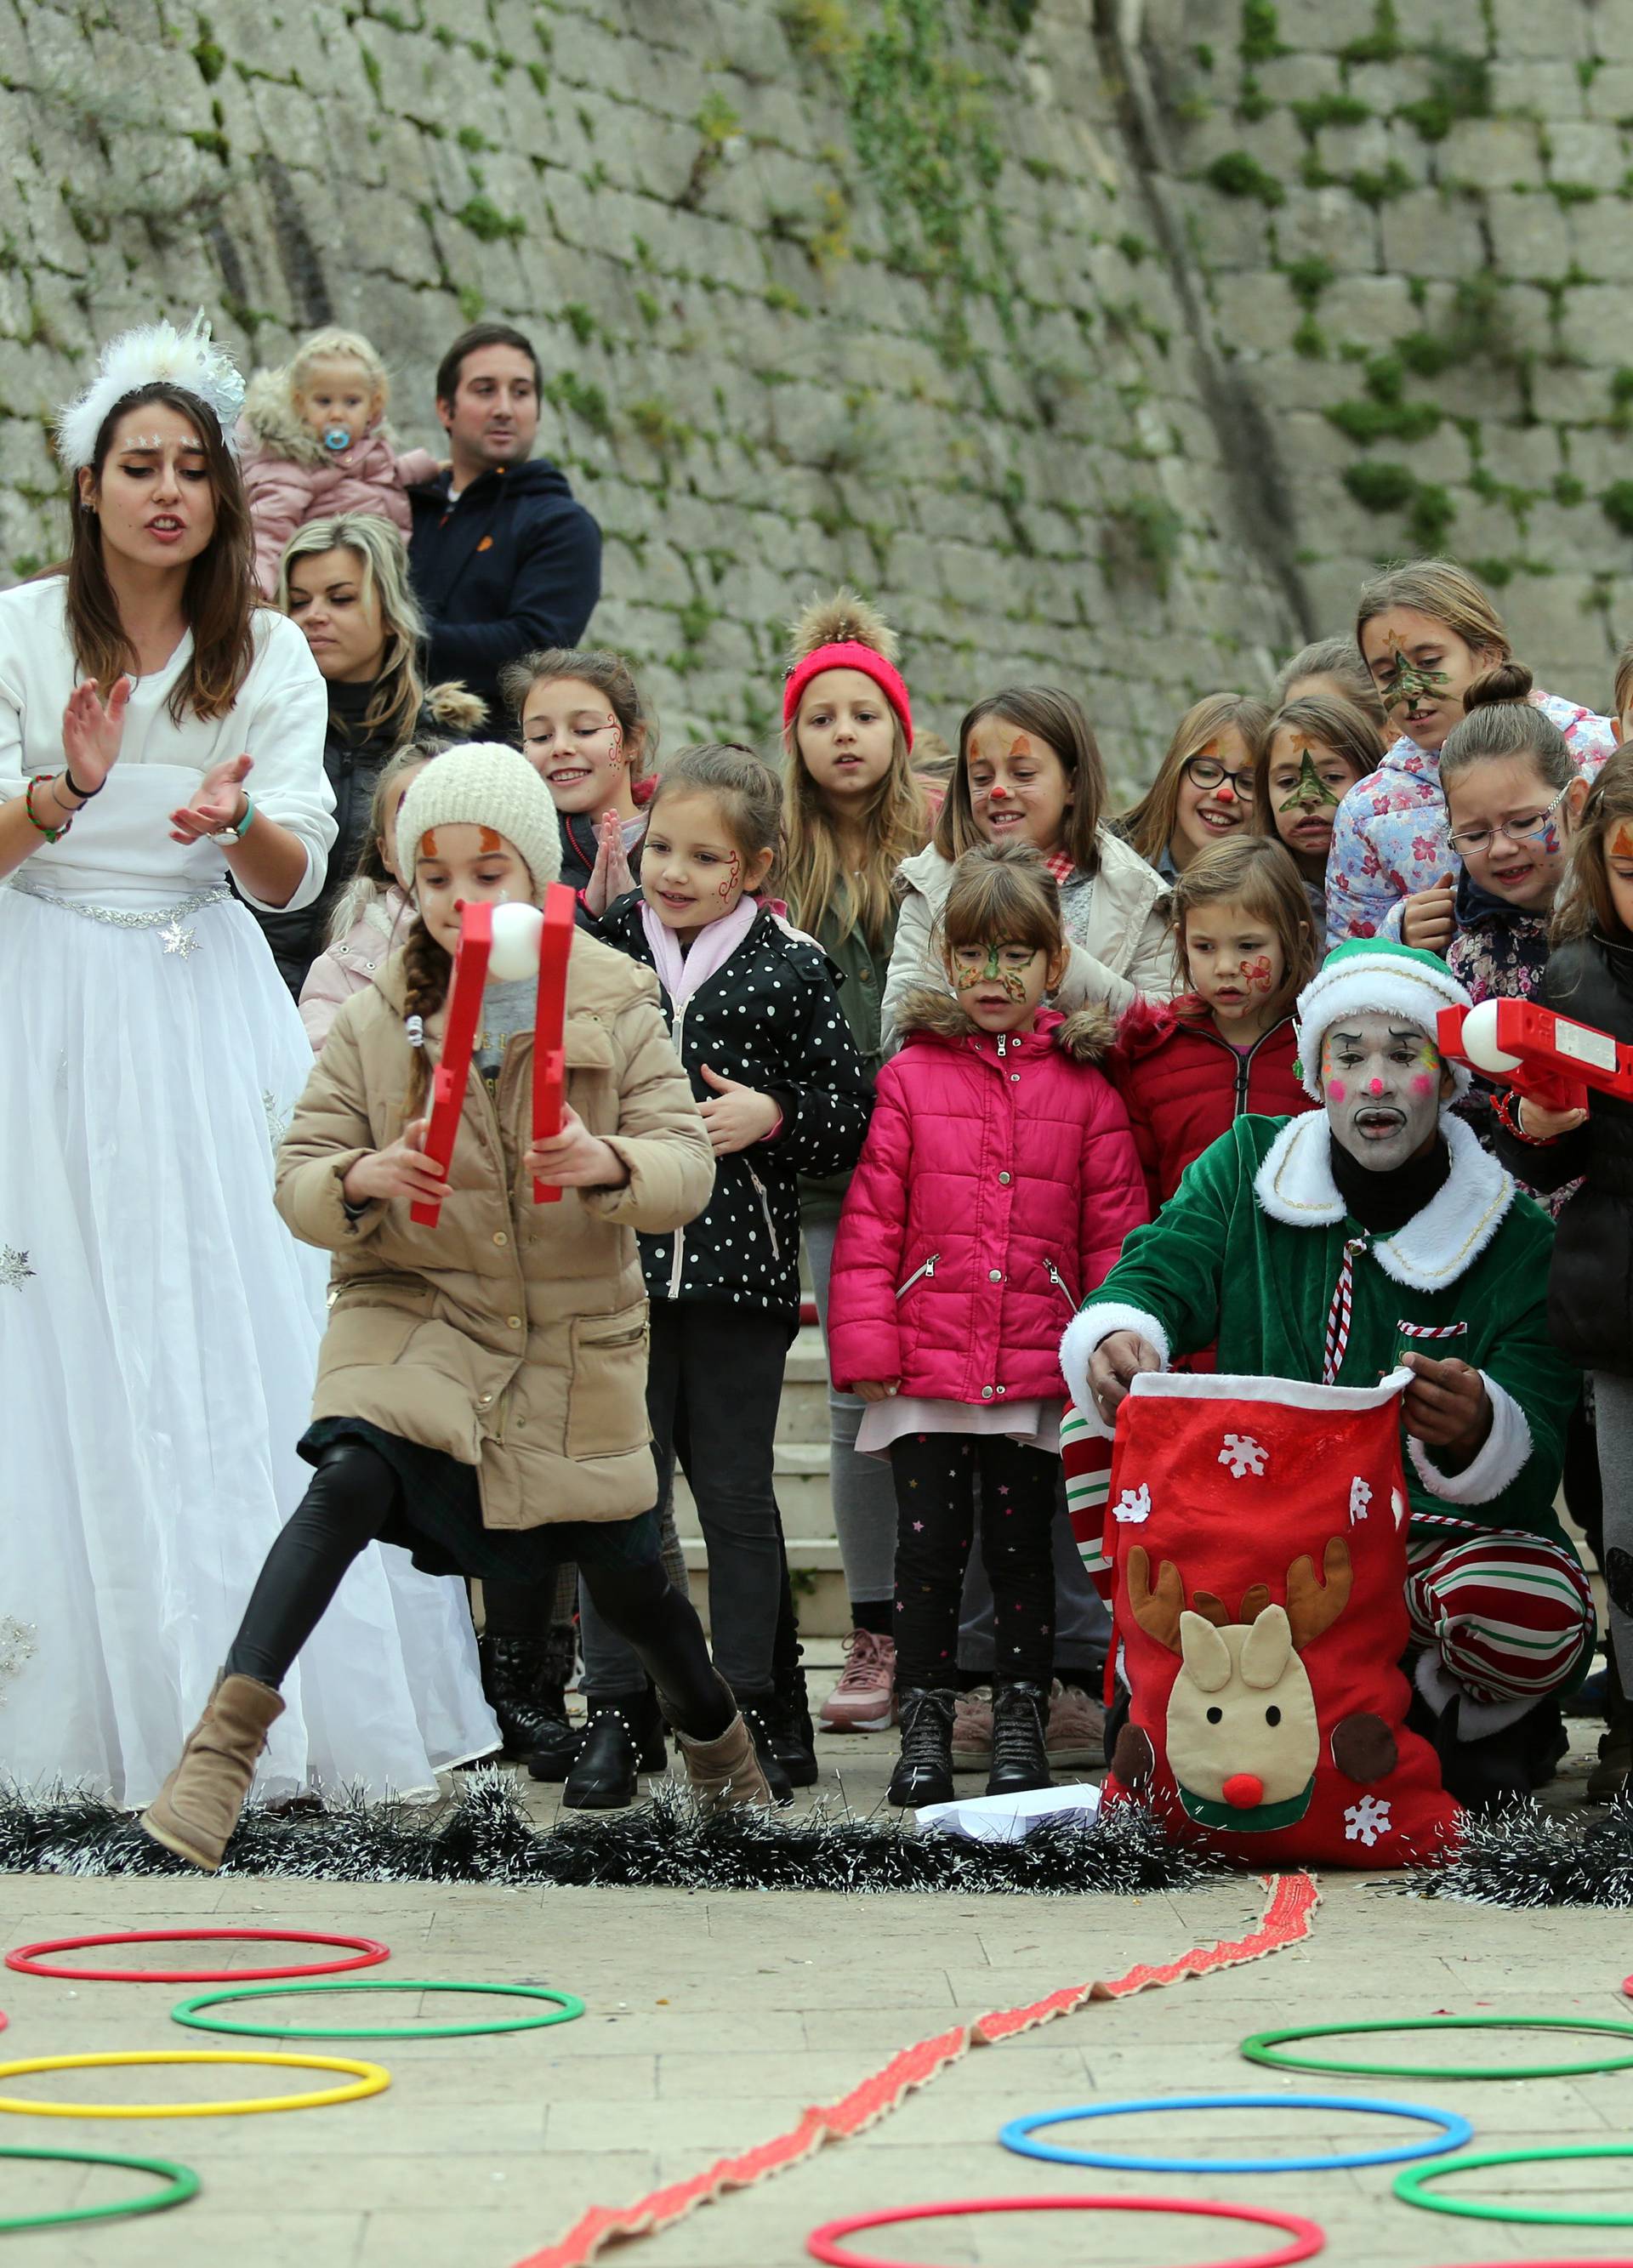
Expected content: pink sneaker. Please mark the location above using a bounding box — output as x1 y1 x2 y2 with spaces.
951 1686 993 1771
1046 1680 1107 1768
819 1629 897 1732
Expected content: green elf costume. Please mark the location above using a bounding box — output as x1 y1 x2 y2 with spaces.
1062 940 1596 1810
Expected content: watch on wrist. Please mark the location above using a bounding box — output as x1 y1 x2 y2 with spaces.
212 792 255 844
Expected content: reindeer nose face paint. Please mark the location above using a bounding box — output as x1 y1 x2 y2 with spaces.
1321 1013 1444 1174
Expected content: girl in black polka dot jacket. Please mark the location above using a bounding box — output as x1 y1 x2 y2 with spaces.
577 744 873 1793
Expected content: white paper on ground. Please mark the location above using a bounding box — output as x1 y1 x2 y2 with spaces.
916 1778 1103 1843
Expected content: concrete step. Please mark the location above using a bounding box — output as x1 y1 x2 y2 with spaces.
776 1378 829 1442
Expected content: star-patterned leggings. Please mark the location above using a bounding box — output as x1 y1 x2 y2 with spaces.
890 1432 1056 1691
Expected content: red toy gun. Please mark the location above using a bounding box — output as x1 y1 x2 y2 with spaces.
1437 998 1633 1118
410 885 577 1227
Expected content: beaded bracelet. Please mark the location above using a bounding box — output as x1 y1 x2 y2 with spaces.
1491 1086 1555 1146
23 775 73 843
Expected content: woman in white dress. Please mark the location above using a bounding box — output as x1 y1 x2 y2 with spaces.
0 317 498 1806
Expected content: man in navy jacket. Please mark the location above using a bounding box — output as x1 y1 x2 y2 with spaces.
408 322 602 729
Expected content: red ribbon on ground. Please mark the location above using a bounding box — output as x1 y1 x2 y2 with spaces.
509 1873 1320 2268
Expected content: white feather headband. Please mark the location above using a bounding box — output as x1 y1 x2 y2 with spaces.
55 312 246 473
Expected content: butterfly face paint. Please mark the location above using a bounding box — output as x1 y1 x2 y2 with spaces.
1277 749 1341 813
947 938 1050 1032
951 941 1029 1002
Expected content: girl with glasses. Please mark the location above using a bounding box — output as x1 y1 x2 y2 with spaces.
1119 693 1270 883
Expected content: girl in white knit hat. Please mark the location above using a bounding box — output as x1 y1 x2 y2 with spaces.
141 741 774 1868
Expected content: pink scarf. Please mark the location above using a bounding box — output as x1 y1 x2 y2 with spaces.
640 892 760 1005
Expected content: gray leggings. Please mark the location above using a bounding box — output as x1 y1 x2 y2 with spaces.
804 1216 897 1607
1593 1369 1633 1679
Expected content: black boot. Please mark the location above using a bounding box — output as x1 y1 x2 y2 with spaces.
887 1687 956 1808
769 1652 818 1789
735 1693 795 1804
562 1688 668 1811
478 1634 581 1778
987 1680 1052 1798
1587 1642 1630 1804
1432 1691 1569 1815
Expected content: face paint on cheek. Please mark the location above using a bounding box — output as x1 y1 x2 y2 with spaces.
1328 1080 1346 1103
717 850 741 903
1242 955 1275 993
1409 1074 1436 1097
605 713 625 771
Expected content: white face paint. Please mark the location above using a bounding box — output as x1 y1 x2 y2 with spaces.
1319 1012 1448 1174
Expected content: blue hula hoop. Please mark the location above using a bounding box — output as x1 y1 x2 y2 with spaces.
999 2091 1474 2174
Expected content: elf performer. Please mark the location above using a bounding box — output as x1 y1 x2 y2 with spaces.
1064 939 1595 1810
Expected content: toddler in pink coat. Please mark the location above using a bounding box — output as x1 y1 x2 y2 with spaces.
828 843 1147 1809
237 328 440 596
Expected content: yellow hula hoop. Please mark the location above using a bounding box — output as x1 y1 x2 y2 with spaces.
0 2049 389 2118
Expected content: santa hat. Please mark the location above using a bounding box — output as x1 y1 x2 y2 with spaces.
1294 939 1471 1100
397 742 562 903
782 588 913 751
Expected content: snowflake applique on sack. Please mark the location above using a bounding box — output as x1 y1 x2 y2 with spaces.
1218 1433 1267 1480
1112 1483 1152 1524
1349 1477 1373 1525
1344 1793 1392 1848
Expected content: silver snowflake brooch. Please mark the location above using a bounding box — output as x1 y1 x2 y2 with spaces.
0 1247 35 1291
159 916 198 958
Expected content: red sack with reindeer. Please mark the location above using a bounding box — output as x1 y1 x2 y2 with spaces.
1101 1368 1461 1867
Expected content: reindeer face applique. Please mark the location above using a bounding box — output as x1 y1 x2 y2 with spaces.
1123 1538 1357 1833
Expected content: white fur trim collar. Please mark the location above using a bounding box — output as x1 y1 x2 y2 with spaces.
1254 1111 1514 1290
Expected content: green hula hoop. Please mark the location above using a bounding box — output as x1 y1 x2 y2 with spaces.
1396 2143 1633 2227
169 1979 585 2042
0 2142 197 2232
1240 2015 1633 2083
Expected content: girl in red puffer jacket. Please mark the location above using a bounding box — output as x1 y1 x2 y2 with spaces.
1111 836 1318 1212
828 844 1147 1809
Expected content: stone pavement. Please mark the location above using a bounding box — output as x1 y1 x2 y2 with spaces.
0 1668 1628 2266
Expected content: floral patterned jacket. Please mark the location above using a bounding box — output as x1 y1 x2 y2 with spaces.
1323 691 1617 947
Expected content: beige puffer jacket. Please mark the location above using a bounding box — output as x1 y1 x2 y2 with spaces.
275 930 714 1529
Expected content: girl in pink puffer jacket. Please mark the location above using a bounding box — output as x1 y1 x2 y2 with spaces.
236 328 440 596
828 843 1147 1809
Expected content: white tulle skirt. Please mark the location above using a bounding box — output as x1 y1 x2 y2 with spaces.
0 880 498 1807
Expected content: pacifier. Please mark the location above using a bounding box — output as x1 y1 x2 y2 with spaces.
321 425 353 453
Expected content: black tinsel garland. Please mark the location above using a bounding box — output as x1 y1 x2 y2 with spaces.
0 1772 1221 1896
1412 1792 1633 1908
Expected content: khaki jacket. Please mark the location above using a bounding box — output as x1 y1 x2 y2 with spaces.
275 932 714 1529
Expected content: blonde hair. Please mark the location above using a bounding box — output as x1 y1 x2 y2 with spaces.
1253 695 1385 838
1170 835 1317 1019
1555 743 1633 946
287 327 390 417
1274 637 1388 730
781 589 929 949
1355 558 1511 669
1123 693 1272 869
500 645 657 782
277 513 424 744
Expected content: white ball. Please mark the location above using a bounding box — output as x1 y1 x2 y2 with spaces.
1459 997 1522 1076
486 901 543 982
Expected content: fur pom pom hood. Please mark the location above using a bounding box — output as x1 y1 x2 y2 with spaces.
784 585 900 667
896 986 1117 1062
422 680 487 737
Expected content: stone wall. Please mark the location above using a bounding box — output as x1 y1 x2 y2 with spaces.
3 0 1630 782
1158 0 1633 708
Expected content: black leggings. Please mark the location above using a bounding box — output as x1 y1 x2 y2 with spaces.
890 1432 1057 1691
225 1444 732 1740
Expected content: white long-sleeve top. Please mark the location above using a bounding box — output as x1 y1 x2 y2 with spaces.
0 577 334 912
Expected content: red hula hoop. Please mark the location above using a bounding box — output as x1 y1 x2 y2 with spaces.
806 2194 1324 2268
4 1929 390 1985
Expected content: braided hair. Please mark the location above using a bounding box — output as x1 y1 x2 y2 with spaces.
400 915 452 1117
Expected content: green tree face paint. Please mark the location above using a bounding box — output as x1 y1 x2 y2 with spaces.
1378 650 1452 711
1277 749 1341 814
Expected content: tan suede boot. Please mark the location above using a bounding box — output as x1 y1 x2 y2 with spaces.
139 1673 286 1872
675 1711 774 1813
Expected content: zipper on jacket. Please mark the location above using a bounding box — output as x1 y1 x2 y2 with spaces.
1043 1257 1075 1311
746 1163 781 1263
667 996 691 1298
896 1253 940 1300
1197 1016 1284 1117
